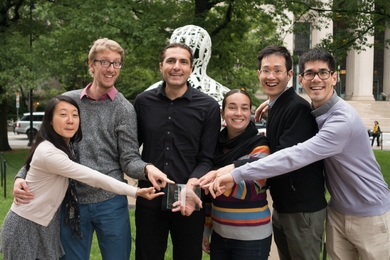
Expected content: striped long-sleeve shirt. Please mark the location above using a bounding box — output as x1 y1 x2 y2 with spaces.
204 144 272 241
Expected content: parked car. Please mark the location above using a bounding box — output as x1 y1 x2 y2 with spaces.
14 112 44 138
251 114 267 136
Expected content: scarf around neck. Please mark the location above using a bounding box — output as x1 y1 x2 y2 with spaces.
213 121 268 168
64 143 82 239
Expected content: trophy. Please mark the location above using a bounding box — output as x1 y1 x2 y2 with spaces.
166 183 201 211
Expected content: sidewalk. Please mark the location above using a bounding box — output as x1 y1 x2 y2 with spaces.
7 131 31 149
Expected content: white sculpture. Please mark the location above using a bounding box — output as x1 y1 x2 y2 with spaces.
146 25 230 105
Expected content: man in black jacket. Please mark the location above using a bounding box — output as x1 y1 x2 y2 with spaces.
257 45 327 260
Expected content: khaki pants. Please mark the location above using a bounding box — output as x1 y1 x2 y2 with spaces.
326 206 390 260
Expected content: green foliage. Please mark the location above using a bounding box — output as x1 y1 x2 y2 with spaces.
278 0 390 58
1 0 281 105
2 0 390 101
2 0 390 150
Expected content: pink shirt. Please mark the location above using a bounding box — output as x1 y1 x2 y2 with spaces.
80 83 118 101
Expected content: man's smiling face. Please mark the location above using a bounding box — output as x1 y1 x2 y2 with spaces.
257 54 292 102
299 60 337 109
159 47 192 90
89 50 122 90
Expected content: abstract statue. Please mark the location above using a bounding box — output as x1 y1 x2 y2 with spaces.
146 25 230 105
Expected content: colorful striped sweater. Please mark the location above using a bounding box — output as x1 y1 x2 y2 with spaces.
203 145 272 241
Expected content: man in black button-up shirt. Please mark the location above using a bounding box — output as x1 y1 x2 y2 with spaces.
134 42 220 260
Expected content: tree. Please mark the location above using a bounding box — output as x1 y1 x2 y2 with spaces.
270 0 390 58
2 0 390 151
0 0 48 151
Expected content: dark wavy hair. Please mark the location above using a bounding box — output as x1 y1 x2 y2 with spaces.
25 95 82 171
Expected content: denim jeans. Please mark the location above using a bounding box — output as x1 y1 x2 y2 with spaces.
60 195 131 260
210 231 272 260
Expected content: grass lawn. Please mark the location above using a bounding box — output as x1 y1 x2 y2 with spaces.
0 149 389 259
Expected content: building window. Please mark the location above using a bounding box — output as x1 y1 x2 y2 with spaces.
293 22 311 57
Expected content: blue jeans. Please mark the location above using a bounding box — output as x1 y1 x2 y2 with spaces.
210 231 272 260
60 195 131 260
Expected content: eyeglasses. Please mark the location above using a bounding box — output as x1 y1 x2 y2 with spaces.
301 70 334 81
259 69 286 77
93 60 123 69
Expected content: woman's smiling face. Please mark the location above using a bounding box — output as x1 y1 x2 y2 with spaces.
222 92 252 139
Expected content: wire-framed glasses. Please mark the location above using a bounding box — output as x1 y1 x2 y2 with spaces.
301 70 334 81
259 69 286 77
94 60 123 69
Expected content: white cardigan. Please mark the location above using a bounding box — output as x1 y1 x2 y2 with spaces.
11 140 137 226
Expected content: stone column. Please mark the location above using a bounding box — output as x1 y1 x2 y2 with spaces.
345 36 375 101
383 28 390 100
282 10 294 88
311 0 333 47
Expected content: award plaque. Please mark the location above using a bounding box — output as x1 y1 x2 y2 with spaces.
166 183 201 211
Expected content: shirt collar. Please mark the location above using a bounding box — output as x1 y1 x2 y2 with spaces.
157 81 193 101
311 90 340 117
268 86 290 109
80 83 117 101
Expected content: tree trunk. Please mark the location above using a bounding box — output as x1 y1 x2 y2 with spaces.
0 88 12 151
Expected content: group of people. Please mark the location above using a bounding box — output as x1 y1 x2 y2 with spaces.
203 47 390 260
0 31 389 260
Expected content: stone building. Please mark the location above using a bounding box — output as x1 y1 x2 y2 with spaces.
280 6 390 102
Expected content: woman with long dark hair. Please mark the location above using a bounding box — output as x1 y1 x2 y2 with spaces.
1 95 163 259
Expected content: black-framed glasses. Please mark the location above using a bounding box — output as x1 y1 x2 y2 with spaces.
301 70 334 81
94 60 123 69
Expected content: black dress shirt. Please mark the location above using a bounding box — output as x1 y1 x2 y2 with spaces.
134 82 220 191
